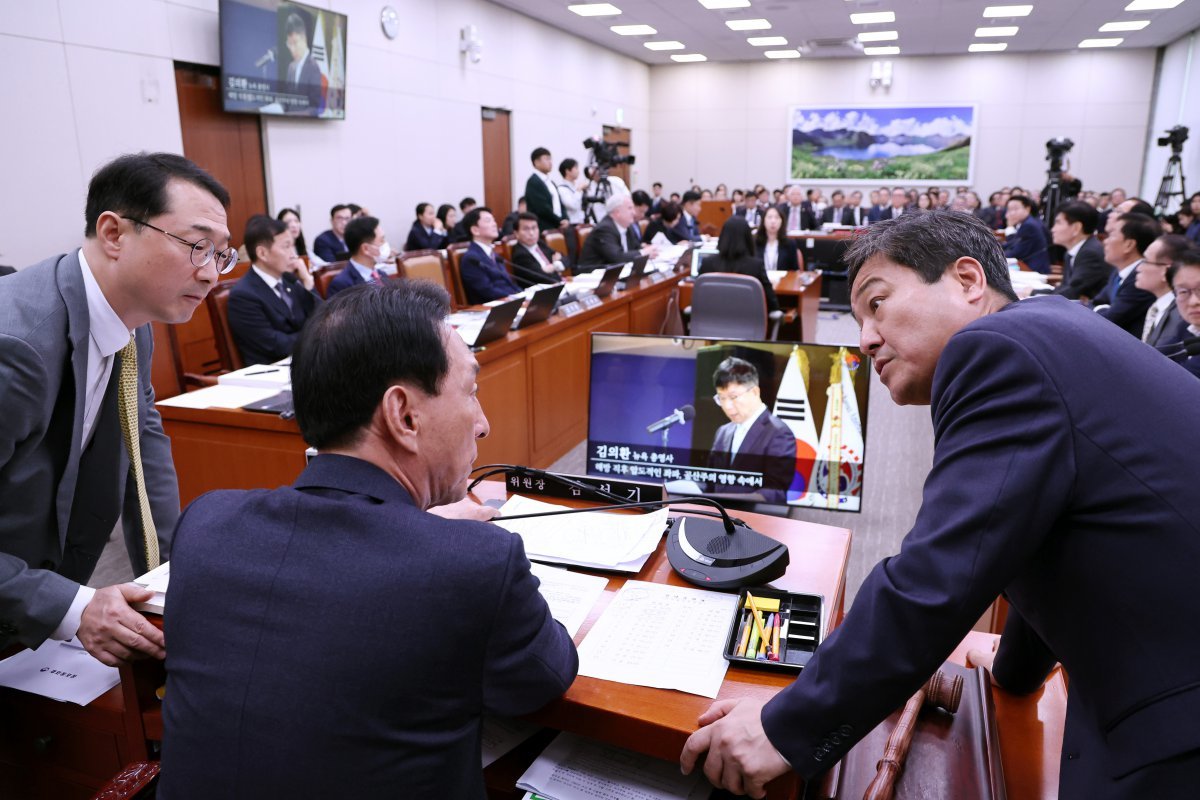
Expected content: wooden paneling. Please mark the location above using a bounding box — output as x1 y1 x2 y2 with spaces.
481 108 513 221
476 350 529 467
629 290 671 335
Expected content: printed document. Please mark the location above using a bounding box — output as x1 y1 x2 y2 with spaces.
0 638 120 705
496 495 667 572
530 563 609 638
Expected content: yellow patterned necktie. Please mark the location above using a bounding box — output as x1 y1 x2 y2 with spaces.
117 335 160 570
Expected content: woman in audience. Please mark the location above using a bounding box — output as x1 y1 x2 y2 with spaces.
753 205 801 272
277 208 307 257
404 202 449 251
643 201 688 244
701 189 714 201
436 204 458 238
699 216 779 313
917 193 933 210
714 183 728 200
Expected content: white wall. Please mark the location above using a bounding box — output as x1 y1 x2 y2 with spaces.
645 49 1158 198
1140 30 1200 209
0 0 649 269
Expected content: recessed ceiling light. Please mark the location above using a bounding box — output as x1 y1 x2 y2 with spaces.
1124 0 1182 9
1079 37 1124 47
568 3 621 16
764 49 802 59
644 40 685 50
976 26 1019 36
726 18 772 30
610 24 656 35
857 30 899 42
748 36 788 46
1100 20 1151 31
850 11 896 24
699 0 751 8
671 53 708 62
969 42 1008 52
982 5 1033 17
863 45 901 55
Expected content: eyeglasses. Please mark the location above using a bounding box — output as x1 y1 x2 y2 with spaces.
713 389 753 407
122 216 238 274
1141 260 1172 270
1176 286 1198 302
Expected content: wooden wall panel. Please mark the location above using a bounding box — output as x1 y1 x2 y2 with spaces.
476 350 529 467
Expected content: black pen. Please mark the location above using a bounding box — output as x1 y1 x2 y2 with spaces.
245 368 282 376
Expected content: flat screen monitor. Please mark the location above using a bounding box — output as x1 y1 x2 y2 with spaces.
587 334 870 513
219 0 347 119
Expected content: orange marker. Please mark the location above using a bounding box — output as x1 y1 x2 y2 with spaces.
745 593 773 660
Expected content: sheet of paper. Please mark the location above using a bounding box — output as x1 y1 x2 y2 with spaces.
481 716 542 767
767 269 787 285
157 384 281 409
217 363 292 389
576 580 736 698
517 731 710 800
0 638 120 705
496 495 667 572
530 563 609 638
135 560 171 593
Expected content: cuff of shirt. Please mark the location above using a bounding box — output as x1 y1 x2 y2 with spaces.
49 585 97 641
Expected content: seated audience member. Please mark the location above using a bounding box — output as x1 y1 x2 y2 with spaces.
1170 250 1200 377
644 201 688 245
699 217 779 314
867 189 887 223
159 280 579 798
404 202 449 252
701 189 714 201
449 197 476 244
879 188 909 222
312 204 352 263
630 190 653 243
754 205 801 272
509 212 564 286
737 192 762 227
436 203 458 239
578 195 658 271
556 159 586 225
326 216 391 298
846 190 866 227
675 191 704 242
277 207 307 257
977 192 1006 229
1046 201 1110 300
916 193 933 211
779 185 815 231
500 197 528 237
1136 234 1190 347
714 183 728 200
671 191 683 204
229 215 322 366
822 190 853 226
731 188 744 204
1185 193 1200 243
1094 213 1161 336
459 206 520 304
1002 195 1050 273
526 147 566 231
348 204 369 218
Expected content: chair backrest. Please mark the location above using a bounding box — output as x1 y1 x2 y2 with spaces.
543 230 567 259
312 261 347 299
149 321 185 400
398 249 451 294
495 236 516 271
575 224 595 255
220 260 252 283
639 219 649 235
446 243 471 307
690 273 768 340
204 281 244 372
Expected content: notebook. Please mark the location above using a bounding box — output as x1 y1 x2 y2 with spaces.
454 297 524 348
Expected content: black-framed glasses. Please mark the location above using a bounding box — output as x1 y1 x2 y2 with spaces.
122 216 238 274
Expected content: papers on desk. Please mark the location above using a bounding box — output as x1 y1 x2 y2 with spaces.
1008 266 1053 297
481 716 542 768
496 495 668 572
156 383 281 410
576 580 737 698
530 563 608 638
0 638 120 705
217 362 292 389
132 560 170 614
767 269 787 285
517 732 711 800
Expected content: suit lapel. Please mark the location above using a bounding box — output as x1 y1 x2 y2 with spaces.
55 251 90 549
731 413 770 468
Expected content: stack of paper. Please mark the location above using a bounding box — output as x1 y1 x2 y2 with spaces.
496 495 667 572
0 639 120 706
133 561 170 614
517 732 710 800
217 363 292 389
156 384 281 410
529 563 608 638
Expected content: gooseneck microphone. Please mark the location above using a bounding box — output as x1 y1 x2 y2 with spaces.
1157 335 1200 360
646 404 696 434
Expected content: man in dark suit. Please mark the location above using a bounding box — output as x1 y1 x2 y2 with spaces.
683 210 1200 799
449 197 476 244
312 204 351 263
877 188 909 222
326 215 391 299
821 190 853 226
706 358 797 505
845 190 866 227
976 191 1007 230
778 185 817 232
509 212 564 286
1170 255 1200 378
0 153 233 666
525 147 566 231
404 202 448 252
1044 201 1109 300
736 193 763 228
228 215 322 366
1093 213 1160 336
159 280 578 799
1002 195 1051 273
578 195 658 271
866 188 889 224
459 206 520 303
283 11 323 113
1134 235 1193 346
673 190 704 242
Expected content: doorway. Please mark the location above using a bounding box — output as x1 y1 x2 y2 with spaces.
481 107 513 220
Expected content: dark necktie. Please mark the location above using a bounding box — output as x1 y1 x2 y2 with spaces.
276 282 294 313
1106 270 1121 301
1063 253 1074 282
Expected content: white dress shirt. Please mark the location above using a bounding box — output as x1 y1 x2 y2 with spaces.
763 240 779 271
538 171 563 218
730 404 766 458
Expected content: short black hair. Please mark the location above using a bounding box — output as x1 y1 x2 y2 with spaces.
713 357 759 390
531 147 550 163
844 210 1018 303
84 152 229 237
1007 195 1035 211
631 190 652 208
716 216 755 261
1115 213 1161 255
516 211 540 227
658 200 681 223
459 197 476 211
345 215 380 256
462 206 493 237
285 12 307 39
1054 201 1098 235
244 214 287 263
436 204 455 227
1171 247 1200 288
1156 234 1193 284
347 204 363 216
330 204 350 219
416 202 432 217
292 280 453 450
653 182 662 189
559 158 578 177
1128 199 1156 218
831 190 844 200
681 190 701 204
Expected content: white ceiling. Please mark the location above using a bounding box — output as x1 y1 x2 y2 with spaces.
485 0 1200 63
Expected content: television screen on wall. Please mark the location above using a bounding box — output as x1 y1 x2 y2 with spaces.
219 0 347 119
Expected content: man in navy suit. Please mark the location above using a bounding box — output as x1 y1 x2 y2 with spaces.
682 210 1200 799
1093 212 1160 337
228 215 322 366
673 190 704 242
1002 195 1050 273
705 358 797 505
312 204 351 263
403 202 448 252
820 190 853 226
283 11 323 114
459 206 520 304
159 280 577 798
326 215 391 299
509 212 564 285
1170 254 1200 378
877 188 909 223
866 188 889 224
1045 201 1110 300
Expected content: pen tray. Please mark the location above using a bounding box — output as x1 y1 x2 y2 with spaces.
722 587 823 674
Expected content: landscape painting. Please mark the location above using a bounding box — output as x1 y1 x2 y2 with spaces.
787 105 976 185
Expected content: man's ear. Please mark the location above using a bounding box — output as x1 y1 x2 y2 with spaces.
378 384 420 455
950 257 989 300
93 211 124 261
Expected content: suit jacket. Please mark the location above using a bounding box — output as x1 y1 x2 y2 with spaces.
287 53 323 113
326 260 371 299
578 216 642 271
525 172 564 231
867 204 888 224
404 221 448 252
509 241 563 286
1143 301 1183 348
706 409 797 505
878 205 908 222
671 215 702 243
1003 217 1051 273
736 206 763 228
158 455 577 799
976 205 1006 230
0 251 178 649
698 254 779 313
778 203 817 232
1053 236 1110 301
821 206 854 226
644 218 687 245
1095 263 1156 337
227 269 322 366
761 297 1200 796
758 237 801 273
312 230 347 263
460 241 520 304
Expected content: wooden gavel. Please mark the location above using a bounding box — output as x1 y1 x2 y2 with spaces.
862 670 964 800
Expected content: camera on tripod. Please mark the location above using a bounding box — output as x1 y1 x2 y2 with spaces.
1045 137 1074 172
1158 125 1189 154
583 137 635 169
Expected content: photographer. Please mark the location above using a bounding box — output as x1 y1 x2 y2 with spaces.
581 137 634 224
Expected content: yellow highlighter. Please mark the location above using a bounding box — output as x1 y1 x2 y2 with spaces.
736 611 753 657
745 592 774 660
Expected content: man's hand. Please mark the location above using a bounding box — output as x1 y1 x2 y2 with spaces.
640 243 660 258
680 697 790 799
290 255 315 291
559 219 570 229
429 497 500 522
77 584 165 667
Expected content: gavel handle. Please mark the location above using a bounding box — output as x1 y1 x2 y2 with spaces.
862 689 926 800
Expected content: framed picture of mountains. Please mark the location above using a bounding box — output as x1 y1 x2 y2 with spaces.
787 104 977 185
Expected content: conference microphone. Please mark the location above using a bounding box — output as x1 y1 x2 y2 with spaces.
1156 335 1200 359
496 254 563 291
646 404 696 434
254 48 276 69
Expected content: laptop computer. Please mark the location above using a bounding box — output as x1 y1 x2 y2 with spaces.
454 297 524 349
513 283 566 330
592 264 624 298
617 255 651 290
242 389 294 418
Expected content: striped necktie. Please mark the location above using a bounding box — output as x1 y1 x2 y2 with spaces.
116 336 160 571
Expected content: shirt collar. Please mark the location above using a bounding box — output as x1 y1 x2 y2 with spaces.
735 404 766 436
476 240 494 257
350 258 375 279
1118 258 1142 281
1066 238 1087 258
251 264 281 290
1151 291 1175 313
1190 324 1200 337
78 248 133 358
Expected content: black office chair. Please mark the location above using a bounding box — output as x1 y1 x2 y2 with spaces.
689 273 781 341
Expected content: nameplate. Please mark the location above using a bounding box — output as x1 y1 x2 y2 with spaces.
648 271 667 285
505 470 664 504
579 294 603 310
559 301 585 317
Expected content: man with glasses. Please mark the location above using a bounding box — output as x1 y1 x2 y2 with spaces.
0 152 232 667
705 357 796 505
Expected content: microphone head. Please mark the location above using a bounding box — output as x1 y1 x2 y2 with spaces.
1187 339 1200 357
679 404 696 421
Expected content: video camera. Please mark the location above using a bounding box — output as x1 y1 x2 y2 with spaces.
583 137 636 169
1045 137 1074 172
1158 125 1189 154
